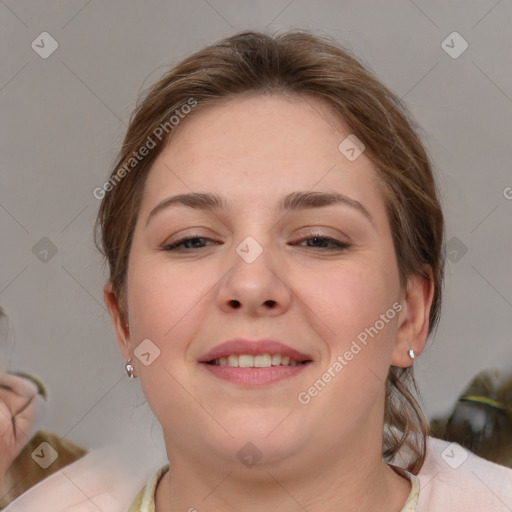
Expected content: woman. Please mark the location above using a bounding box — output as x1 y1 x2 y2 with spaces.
94 30 512 511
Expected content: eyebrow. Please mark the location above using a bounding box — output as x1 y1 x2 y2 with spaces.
146 191 375 227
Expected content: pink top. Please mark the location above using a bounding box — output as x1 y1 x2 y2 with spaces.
4 437 512 511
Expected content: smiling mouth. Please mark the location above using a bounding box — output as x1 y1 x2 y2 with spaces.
205 354 312 367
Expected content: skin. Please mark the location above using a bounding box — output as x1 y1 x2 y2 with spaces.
105 92 434 512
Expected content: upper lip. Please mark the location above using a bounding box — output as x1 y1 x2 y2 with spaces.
198 339 313 363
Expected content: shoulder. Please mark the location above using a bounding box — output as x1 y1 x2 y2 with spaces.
3 443 165 512
415 437 512 512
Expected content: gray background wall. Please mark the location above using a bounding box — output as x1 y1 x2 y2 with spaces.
1 0 511 453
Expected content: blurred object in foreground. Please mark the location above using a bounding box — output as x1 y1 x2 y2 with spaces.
0 307 88 508
430 369 512 468
0 430 88 508
0 307 14 375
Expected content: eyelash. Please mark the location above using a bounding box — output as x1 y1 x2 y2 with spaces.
162 232 351 252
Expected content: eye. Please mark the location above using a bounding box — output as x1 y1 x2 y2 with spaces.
162 235 218 251
161 232 350 252
294 233 351 251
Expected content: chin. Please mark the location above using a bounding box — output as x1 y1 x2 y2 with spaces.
223 436 302 469
224 421 306 464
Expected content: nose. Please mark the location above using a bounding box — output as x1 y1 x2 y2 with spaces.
216 238 292 317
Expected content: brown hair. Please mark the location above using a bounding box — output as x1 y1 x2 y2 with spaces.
94 30 445 473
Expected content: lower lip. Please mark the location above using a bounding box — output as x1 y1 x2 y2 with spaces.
200 363 311 386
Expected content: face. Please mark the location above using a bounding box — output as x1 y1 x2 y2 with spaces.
108 93 419 470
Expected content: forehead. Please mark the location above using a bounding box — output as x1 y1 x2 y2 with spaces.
141 93 385 217
161 92 355 169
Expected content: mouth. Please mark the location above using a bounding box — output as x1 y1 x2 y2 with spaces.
198 339 313 386
198 338 313 364
205 354 312 367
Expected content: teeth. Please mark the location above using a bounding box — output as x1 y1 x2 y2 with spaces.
239 354 255 367
254 354 272 367
211 354 305 368
227 355 239 367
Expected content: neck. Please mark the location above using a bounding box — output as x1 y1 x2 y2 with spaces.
154 437 411 512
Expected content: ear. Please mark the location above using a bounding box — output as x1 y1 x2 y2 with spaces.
391 266 435 368
103 281 131 362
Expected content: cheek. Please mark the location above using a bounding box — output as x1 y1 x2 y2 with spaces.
298 261 395 342
126 255 207 341
292 272 396 442
297 263 398 418
301 261 399 407
125 258 208 422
